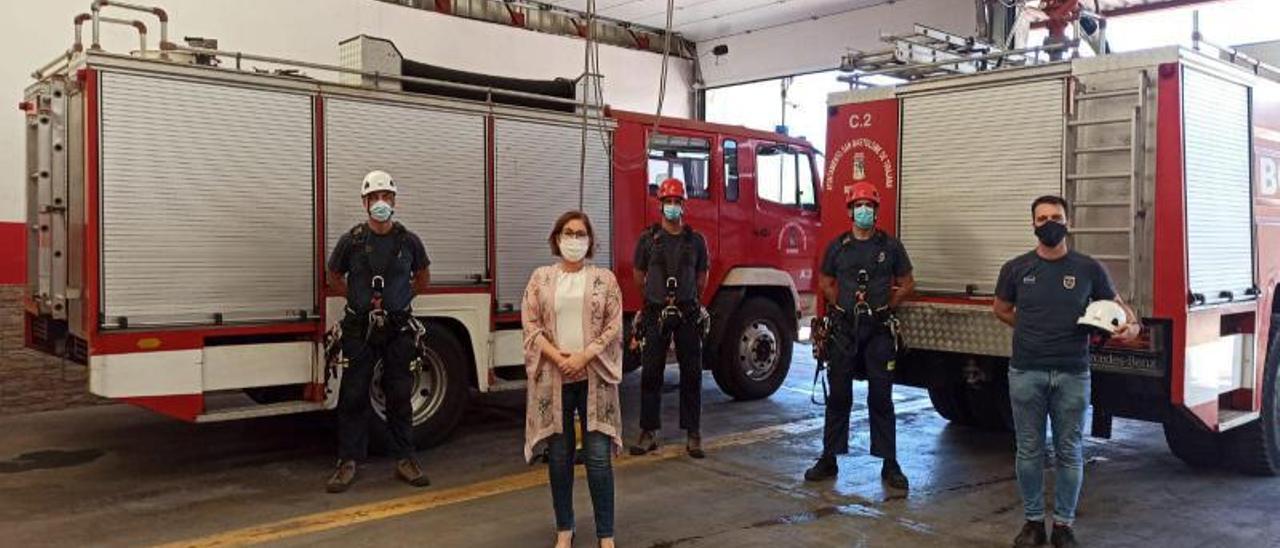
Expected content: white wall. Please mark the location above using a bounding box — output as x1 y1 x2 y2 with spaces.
0 0 692 223
696 0 979 88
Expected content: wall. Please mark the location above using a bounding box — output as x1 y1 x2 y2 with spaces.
696 0 979 88
0 0 692 415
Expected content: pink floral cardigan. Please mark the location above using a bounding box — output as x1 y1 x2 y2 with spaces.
522 264 624 463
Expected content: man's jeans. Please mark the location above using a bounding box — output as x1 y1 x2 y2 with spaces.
1008 367 1090 527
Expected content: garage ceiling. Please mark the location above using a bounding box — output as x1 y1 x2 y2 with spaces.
537 0 1223 42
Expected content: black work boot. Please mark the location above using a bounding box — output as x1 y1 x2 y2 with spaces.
686 431 706 459
1013 520 1047 547
881 459 909 490
803 454 839 481
1050 524 1078 548
325 459 357 493
629 429 658 456
396 458 431 487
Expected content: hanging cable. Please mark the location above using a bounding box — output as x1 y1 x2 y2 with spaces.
652 0 675 132
578 0 596 210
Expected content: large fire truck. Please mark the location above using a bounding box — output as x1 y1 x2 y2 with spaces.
22 3 820 447
821 24 1280 474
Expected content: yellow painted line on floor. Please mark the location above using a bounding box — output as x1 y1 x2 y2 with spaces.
159 398 935 548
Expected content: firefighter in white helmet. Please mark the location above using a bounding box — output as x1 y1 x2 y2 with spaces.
993 195 1139 547
325 170 433 493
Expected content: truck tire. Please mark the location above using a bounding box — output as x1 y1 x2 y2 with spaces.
928 374 977 427
1224 316 1280 476
370 323 470 450
1163 408 1221 469
622 317 641 374
712 297 793 401
964 362 1014 431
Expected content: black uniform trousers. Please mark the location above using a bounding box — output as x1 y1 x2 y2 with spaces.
822 315 897 460
337 316 416 461
639 305 703 433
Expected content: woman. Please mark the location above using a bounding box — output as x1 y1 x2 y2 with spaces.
523 210 624 548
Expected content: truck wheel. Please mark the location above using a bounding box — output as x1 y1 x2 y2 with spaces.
713 297 793 401
964 361 1014 431
1224 316 1280 476
370 323 470 450
928 373 976 426
1163 408 1221 469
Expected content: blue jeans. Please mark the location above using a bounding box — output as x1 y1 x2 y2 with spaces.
1008 367 1090 527
548 381 615 539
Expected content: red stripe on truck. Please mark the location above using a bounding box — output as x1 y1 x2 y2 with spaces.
0 222 22 285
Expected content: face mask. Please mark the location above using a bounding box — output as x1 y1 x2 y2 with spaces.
662 203 683 221
369 200 394 223
852 205 876 230
559 236 590 263
1035 220 1069 247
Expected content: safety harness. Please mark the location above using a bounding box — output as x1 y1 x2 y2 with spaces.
630 224 710 354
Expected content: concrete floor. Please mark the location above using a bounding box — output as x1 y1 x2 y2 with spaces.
1 347 1278 548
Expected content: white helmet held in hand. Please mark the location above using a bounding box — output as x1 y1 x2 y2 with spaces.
1078 300 1127 334
361 170 397 197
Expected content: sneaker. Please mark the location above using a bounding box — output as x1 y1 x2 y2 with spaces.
325 459 357 493
395 458 431 488
1012 520 1047 547
629 430 658 456
803 455 838 481
686 431 706 459
881 459 909 490
1050 525 1078 548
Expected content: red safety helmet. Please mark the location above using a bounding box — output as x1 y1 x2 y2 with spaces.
658 178 687 201
845 182 881 207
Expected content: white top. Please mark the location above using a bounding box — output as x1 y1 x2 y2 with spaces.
554 267 588 353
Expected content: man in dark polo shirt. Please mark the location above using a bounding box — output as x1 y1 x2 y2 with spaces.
994 195 1139 548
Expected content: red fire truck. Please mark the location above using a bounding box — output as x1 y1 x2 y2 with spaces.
822 27 1280 474
22 4 820 447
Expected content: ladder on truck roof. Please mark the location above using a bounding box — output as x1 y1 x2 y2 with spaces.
836 25 1079 86
1063 72 1150 304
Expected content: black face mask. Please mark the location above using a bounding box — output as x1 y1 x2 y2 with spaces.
1035 221 1069 247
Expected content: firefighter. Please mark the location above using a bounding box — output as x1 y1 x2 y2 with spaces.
324 170 433 493
630 178 711 459
994 195 1139 548
804 181 914 489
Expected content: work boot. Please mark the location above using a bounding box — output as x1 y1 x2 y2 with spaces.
629 429 658 456
325 459 357 493
881 459 909 490
1012 520 1047 547
1050 525 1078 548
803 455 838 481
686 431 705 459
395 458 431 488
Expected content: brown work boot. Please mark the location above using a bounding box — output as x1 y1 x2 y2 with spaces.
629 429 658 455
325 459 357 493
686 431 706 459
396 458 431 488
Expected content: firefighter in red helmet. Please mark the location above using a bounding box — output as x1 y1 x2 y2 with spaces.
630 178 711 459
804 181 916 489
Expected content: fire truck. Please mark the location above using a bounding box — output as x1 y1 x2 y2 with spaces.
822 25 1280 475
22 3 820 447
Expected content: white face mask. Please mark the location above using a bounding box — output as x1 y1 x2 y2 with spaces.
368 200 394 223
559 236 590 263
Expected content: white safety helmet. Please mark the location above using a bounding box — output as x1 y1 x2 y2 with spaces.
1078 300 1127 334
361 170 397 197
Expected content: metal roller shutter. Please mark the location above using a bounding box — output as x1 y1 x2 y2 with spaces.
1183 68 1255 305
324 98 488 285
99 72 315 327
493 118 612 311
899 78 1065 294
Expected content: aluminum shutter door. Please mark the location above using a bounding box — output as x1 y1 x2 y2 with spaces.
99 72 314 327
1183 69 1255 305
325 98 487 285
493 119 612 311
899 79 1065 294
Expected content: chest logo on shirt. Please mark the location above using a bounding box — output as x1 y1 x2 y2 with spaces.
877 251 886 263
1023 275 1036 285
1063 275 1076 290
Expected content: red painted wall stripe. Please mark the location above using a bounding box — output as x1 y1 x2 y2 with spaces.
0 221 23 285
